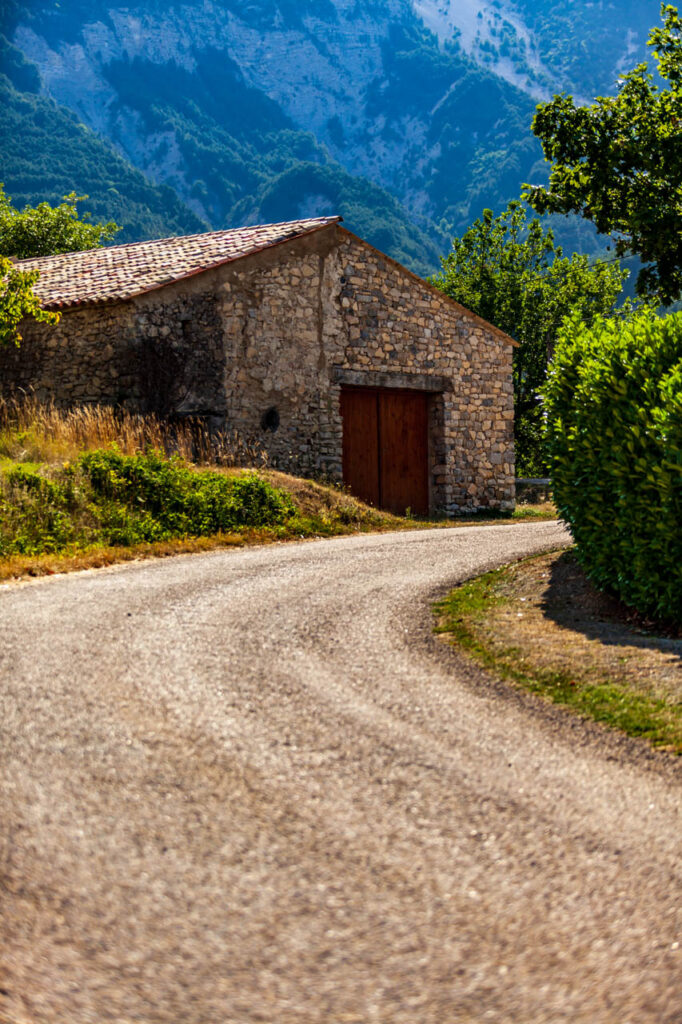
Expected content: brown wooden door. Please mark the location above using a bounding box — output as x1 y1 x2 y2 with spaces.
340 387 380 508
379 389 429 515
340 386 429 516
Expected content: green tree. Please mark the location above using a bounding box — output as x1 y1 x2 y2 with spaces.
432 202 628 474
0 185 119 259
524 4 682 304
0 185 119 344
0 256 60 346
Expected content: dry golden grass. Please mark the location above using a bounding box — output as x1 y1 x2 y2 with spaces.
0 533 251 582
435 549 682 753
486 550 682 705
0 394 266 467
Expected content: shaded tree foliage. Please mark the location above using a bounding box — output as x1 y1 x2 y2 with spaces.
0 256 60 346
432 202 628 474
0 185 118 344
525 4 682 303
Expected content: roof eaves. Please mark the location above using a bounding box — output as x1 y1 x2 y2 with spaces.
32 216 343 311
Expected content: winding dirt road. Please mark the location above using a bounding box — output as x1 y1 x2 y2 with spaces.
1 522 680 1023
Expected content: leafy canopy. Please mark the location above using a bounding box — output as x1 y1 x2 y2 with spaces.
0 256 59 346
0 185 120 344
0 184 119 259
432 202 628 474
524 4 682 304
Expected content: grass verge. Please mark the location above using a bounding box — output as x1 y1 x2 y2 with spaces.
0 398 557 581
0 478 555 582
434 550 682 754
0 453 406 580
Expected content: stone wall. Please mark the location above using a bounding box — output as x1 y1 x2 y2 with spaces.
0 303 137 407
0 224 515 513
214 227 515 511
0 286 226 418
218 235 338 477
332 230 515 512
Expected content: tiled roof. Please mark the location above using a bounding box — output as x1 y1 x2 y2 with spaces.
16 217 342 309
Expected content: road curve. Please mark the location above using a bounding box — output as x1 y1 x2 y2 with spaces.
1 522 680 1023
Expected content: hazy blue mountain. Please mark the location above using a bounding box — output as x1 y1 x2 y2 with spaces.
0 0 663 271
0 38 207 244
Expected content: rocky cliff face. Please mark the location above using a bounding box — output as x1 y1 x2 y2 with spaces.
14 1 418 209
2 0 662 268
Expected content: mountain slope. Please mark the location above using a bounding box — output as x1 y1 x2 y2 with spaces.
1 3 446 272
1 0 664 269
413 0 659 100
0 36 207 243
7 1 543 229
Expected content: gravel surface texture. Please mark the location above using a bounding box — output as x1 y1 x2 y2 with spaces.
0 522 680 1023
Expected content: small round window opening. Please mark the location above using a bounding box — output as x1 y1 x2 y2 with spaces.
261 406 280 432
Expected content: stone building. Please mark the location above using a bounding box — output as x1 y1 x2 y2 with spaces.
1 217 516 515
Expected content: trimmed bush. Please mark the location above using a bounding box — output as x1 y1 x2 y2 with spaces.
543 311 682 623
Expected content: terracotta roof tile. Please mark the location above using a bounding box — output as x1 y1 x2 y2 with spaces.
16 217 341 309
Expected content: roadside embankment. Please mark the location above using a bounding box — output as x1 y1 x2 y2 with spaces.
435 548 682 753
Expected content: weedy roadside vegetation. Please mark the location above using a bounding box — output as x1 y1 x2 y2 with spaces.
435 550 682 754
1 450 296 555
0 396 554 580
0 397 402 576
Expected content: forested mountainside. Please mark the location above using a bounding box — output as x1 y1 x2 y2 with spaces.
0 0 662 271
415 0 658 100
0 38 206 244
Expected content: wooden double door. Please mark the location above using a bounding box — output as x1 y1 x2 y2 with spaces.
340 386 429 516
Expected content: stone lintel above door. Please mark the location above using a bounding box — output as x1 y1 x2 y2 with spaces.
331 367 452 393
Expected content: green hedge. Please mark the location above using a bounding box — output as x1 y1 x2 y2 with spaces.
543 311 682 623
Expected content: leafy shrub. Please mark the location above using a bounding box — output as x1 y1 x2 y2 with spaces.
79 449 295 542
0 449 295 555
0 464 83 554
543 311 682 622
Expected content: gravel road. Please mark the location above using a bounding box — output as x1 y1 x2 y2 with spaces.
1 522 680 1023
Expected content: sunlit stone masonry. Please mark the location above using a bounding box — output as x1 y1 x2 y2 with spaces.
1 217 516 515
